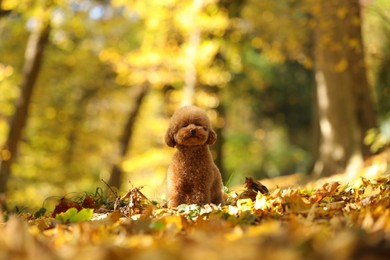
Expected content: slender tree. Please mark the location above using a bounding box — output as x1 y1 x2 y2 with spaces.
0 20 51 194
108 84 150 189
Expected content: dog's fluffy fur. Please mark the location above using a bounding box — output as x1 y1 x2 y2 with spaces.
165 106 224 207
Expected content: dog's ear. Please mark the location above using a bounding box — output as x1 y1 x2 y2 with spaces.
207 129 217 145
165 127 176 147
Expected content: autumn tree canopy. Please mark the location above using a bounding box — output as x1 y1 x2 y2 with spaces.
0 1 389 259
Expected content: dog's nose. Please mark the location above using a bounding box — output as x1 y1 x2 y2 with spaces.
190 129 196 136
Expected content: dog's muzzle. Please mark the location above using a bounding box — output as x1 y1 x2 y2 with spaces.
190 129 196 136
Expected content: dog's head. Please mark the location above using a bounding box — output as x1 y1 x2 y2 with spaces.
165 106 217 147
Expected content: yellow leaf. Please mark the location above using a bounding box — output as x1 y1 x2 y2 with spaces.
361 210 374 230
254 192 269 211
247 220 281 237
225 226 244 241
237 199 254 212
228 205 239 215
2 0 18 10
0 64 14 81
162 215 183 231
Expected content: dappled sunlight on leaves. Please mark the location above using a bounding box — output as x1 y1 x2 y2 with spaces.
1 163 389 259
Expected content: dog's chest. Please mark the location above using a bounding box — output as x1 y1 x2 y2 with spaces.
173 148 214 178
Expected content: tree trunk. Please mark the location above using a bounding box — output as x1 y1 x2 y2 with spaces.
344 1 377 156
0 22 50 194
312 0 376 177
214 103 227 182
63 88 98 175
108 84 150 189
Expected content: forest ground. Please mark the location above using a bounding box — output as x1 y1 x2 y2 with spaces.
0 150 389 260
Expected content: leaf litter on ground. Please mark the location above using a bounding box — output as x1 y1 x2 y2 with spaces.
0 151 389 260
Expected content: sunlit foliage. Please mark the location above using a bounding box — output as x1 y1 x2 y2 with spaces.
0 0 389 207
0 160 389 259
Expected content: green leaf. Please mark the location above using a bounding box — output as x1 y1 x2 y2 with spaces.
177 204 190 213
149 221 165 230
34 207 46 218
55 208 94 223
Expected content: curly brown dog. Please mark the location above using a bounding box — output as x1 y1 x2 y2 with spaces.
165 106 225 207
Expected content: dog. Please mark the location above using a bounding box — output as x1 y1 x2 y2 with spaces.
165 106 225 207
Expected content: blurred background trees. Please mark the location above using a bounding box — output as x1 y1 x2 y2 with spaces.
0 0 389 207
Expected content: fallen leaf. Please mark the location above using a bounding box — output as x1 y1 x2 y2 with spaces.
55 208 94 223
244 177 269 194
52 198 83 217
